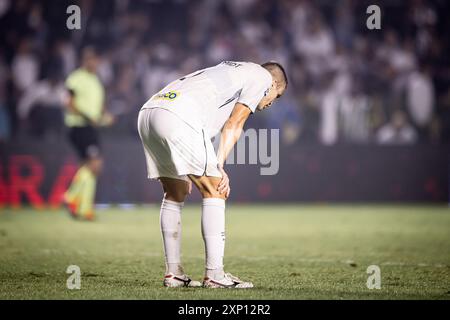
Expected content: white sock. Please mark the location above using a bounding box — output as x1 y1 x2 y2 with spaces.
160 198 184 275
202 198 226 280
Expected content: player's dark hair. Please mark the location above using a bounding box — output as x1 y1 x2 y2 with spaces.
261 61 288 90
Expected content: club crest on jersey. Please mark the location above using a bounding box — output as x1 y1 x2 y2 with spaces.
154 91 179 101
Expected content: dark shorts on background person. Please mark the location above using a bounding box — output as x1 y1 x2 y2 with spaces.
68 125 101 160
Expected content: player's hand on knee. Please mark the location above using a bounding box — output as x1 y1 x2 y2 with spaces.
218 166 230 198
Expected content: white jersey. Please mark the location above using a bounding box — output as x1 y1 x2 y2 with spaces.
141 61 273 138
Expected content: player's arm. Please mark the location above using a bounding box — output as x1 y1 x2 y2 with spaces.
217 103 251 166
65 89 99 126
216 103 252 196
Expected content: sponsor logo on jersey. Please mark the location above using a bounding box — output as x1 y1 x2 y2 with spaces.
153 91 179 101
221 61 243 68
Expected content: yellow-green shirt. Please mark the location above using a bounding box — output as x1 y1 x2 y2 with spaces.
65 68 105 127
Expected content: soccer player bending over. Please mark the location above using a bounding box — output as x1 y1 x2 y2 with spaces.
138 61 287 288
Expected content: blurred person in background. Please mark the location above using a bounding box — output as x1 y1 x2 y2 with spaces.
375 31 417 119
11 38 39 93
406 63 435 140
108 63 140 134
408 0 437 58
293 13 335 83
63 46 113 221
333 0 355 49
0 52 10 143
10 37 39 135
318 53 352 146
0 7 9 138
0 102 9 143
376 109 418 145
54 39 77 78
339 80 372 144
17 67 66 140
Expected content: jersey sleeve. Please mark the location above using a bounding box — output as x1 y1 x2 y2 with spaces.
65 71 79 94
237 65 273 113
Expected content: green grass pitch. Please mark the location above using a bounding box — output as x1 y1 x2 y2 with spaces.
0 204 449 300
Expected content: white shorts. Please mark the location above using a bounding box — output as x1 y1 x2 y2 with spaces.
137 107 222 182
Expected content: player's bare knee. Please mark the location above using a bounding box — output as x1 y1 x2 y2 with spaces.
200 186 227 200
197 178 227 200
195 185 209 197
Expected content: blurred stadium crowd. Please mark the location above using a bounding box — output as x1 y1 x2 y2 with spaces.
0 0 449 146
